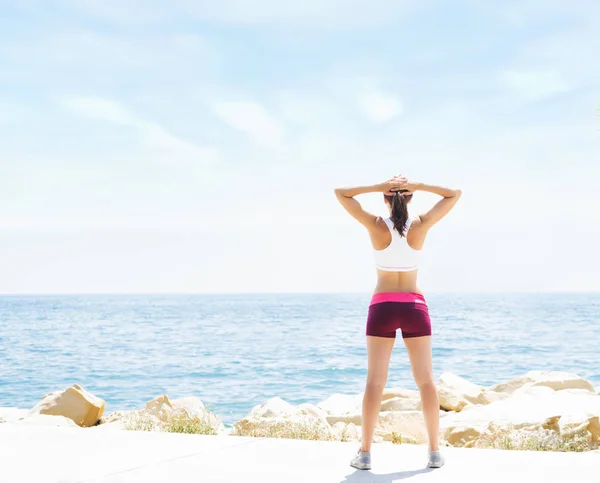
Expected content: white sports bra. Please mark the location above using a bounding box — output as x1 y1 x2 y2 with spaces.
373 216 420 272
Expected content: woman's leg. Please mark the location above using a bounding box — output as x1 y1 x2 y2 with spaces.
403 336 439 451
360 335 396 452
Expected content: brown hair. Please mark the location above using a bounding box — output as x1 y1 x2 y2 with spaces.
383 190 413 237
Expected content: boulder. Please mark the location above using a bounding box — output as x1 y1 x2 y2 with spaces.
170 396 225 432
249 397 297 419
145 395 174 422
587 416 600 443
381 388 420 401
30 384 105 427
445 425 483 447
316 393 362 416
296 403 330 427
326 413 362 426
441 389 600 447
234 398 333 440
490 371 595 395
234 413 331 439
171 397 205 417
437 372 497 412
325 396 429 426
511 385 555 398
144 395 224 433
99 395 224 434
380 397 421 412
374 411 430 444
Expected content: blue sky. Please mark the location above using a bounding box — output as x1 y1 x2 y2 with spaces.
1 0 599 293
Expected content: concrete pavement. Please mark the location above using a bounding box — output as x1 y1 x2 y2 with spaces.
0 424 598 483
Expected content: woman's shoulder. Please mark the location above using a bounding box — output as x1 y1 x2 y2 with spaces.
409 214 423 226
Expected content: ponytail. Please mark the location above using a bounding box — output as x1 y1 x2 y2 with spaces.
384 191 412 237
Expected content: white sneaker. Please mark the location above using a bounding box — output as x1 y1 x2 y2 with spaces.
427 450 444 468
350 448 371 470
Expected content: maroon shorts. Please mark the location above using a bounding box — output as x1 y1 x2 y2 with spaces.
366 292 432 339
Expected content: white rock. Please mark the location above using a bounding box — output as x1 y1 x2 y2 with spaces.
441 390 600 447
490 371 595 395
30 384 105 427
380 397 421 411
171 397 205 416
145 395 174 422
326 413 362 426
234 398 332 439
437 373 497 412
445 425 484 447
587 416 600 443
170 396 225 432
374 411 429 444
249 397 297 419
234 413 331 439
512 385 555 398
126 395 224 434
440 373 487 403
381 388 420 401
316 393 362 416
559 417 590 438
561 388 600 396
296 403 329 427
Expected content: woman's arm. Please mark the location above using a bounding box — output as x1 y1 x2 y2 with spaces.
407 181 462 227
334 179 404 228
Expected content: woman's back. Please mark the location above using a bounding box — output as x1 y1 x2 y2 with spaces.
334 175 461 295
371 215 426 294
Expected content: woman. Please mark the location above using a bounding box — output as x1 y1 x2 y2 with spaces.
334 175 462 470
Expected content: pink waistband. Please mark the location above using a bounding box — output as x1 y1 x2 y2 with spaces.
370 292 426 306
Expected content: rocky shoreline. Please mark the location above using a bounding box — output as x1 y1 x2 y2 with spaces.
1 371 599 451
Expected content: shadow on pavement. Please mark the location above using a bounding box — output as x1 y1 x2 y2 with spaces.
341 467 434 482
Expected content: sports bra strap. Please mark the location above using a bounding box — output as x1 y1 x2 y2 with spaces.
382 217 395 233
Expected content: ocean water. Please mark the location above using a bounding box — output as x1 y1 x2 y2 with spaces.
1 293 598 426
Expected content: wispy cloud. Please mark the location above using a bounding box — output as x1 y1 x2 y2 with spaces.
502 70 570 101
183 0 423 27
59 0 425 28
357 91 404 123
63 97 135 125
212 101 285 149
64 97 219 163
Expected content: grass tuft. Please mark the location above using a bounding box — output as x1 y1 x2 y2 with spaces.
124 409 218 435
123 412 158 432
163 411 218 435
474 425 596 452
391 432 402 444
233 418 341 441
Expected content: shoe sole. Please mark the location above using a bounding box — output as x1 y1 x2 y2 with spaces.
350 463 371 470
